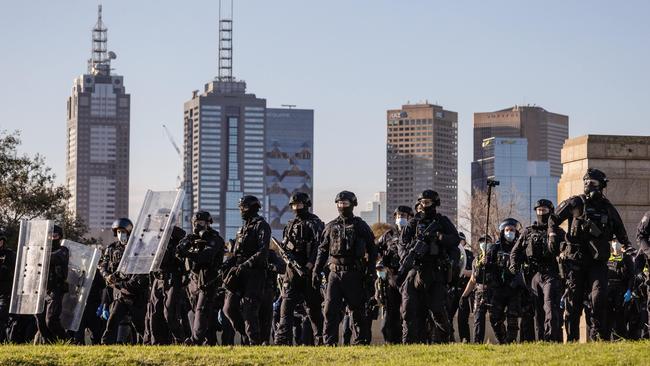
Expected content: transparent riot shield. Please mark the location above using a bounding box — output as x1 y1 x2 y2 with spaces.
117 189 184 274
9 219 54 314
60 240 101 331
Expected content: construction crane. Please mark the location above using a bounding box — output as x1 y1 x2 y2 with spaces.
162 124 182 159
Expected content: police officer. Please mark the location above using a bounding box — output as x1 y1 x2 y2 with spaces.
485 218 522 344
637 211 650 336
177 212 225 345
313 190 377 346
99 218 148 344
510 199 564 342
275 192 325 345
606 240 634 339
449 232 474 343
549 168 632 341
400 190 460 344
146 226 188 344
375 205 413 344
461 235 493 343
223 196 270 346
34 224 69 343
0 229 16 343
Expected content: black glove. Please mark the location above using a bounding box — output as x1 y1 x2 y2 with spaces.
312 271 321 290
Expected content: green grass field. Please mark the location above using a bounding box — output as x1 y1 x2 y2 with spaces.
0 342 648 366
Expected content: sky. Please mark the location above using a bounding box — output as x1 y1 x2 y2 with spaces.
1 0 649 222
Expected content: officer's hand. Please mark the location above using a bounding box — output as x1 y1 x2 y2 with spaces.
105 274 116 286
624 289 632 303
459 295 468 309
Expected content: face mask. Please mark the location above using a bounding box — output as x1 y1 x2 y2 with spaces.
584 181 603 200
117 232 128 244
479 242 487 253
51 239 61 249
536 213 550 224
376 270 387 280
193 224 206 235
504 231 516 242
396 218 408 228
338 206 354 217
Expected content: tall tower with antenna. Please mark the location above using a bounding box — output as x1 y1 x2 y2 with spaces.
67 4 130 241
218 0 234 81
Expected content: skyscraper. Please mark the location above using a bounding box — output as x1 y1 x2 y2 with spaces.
471 137 559 224
386 103 458 223
183 3 267 240
66 5 129 237
265 108 314 238
473 105 569 177
359 192 387 226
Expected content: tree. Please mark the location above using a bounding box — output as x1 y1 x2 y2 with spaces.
0 130 94 247
458 187 524 251
371 222 393 242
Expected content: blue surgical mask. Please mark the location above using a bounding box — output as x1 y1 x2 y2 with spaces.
377 270 387 280
504 231 516 242
396 218 408 229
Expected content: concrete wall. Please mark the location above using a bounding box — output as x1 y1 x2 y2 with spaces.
559 135 650 240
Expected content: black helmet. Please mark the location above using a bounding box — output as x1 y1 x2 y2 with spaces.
417 190 441 207
478 234 493 243
289 192 312 207
458 232 466 241
52 224 64 238
239 195 262 210
335 191 358 206
534 199 554 212
583 168 608 189
193 210 213 224
393 205 414 217
111 218 134 236
498 218 521 233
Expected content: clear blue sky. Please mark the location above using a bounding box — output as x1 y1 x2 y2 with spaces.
1 0 648 221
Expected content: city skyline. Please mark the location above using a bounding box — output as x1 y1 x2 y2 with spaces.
1 1 649 222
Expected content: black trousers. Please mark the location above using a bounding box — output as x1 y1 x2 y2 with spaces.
275 268 323 345
72 299 104 345
565 260 608 341
400 268 451 344
0 294 9 343
101 295 146 344
530 272 562 342
185 279 216 345
323 269 367 345
223 268 265 345
488 285 521 344
380 276 402 344
147 276 186 344
35 290 68 343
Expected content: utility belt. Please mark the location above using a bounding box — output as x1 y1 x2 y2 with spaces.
329 263 362 272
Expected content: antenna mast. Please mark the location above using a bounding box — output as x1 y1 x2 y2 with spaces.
218 0 234 81
88 4 115 75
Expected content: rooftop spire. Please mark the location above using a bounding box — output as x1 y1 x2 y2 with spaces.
217 0 234 81
88 4 116 75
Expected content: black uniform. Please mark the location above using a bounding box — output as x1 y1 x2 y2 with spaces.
606 251 634 339
223 214 270 345
35 241 69 343
400 211 459 343
98 241 149 344
73 269 106 344
146 227 189 344
176 227 224 345
275 212 324 345
511 223 565 341
261 250 284 345
637 211 650 336
0 245 16 343
449 247 474 343
549 194 631 341
484 238 521 344
375 227 404 344
314 215 376 345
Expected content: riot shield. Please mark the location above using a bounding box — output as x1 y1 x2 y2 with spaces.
9 219 54 315
60 240 101 331
117 189 184 274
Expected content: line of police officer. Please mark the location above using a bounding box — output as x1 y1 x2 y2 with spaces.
1 168 650 344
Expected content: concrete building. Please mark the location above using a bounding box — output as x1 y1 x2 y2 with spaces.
265 108 314 238
359 192 387 226
558 135 650 238
474 105 568 177
66 6 129 239
472 137 559 224
386 103 458 223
